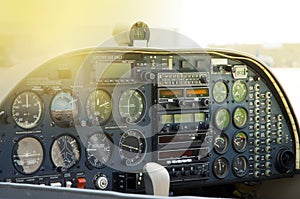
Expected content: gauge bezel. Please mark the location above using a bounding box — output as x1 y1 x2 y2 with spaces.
214 107 231 131
85 89 112 125
85 132 114 169
232 155 248 177
50 89 80 128
119 129 147 166
212 80 228 104
11 90 44 130
213 133 229 154
233 106 248 129
232 80 248 103
118 89 146 124
12 136 45 175
232 131 248 153
50 134 81 170
213 157 230 179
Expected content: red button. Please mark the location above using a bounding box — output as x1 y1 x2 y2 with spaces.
77 178 86 189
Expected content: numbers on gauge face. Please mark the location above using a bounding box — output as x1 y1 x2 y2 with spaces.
213 157 229 179
11 91 43 129
86 89 112 125
232 80 248 103
213 81 228 103
232 155 248 177
51 135 80 169
118 89 146 123
233 131 248 152
214 133 229 154
214 108 231 130
119 130 146 166
233 107 248 128
50 90 79 127
12 137 44 175
86 133 113 168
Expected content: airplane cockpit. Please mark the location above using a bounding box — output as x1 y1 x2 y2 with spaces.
0 18 300 199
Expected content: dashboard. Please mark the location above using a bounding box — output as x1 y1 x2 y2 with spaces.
0 47 299 197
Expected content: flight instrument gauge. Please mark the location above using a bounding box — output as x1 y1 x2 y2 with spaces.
50 90 79 127
86 89 112 125
11 91 43 129
212 81 228 103
233 131 248 152
213 157 229 179
214 108 231 130
50 135 80 169
118 89 145 123
233 107 248 128
214 133 229 154
232 155 248 177
12 137 44 174
119 129 146 166
86 133 113 168
232 80 248 103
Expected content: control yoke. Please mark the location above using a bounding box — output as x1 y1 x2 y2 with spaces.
143 162 170 196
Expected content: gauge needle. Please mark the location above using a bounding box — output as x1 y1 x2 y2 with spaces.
99 101 109 108
121 143 139 151
69 99 78 105
26 94 29 108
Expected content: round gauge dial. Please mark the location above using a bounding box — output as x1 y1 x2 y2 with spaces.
232 80 248 103
12 137 44 174
232 155 248 177
119 89 146 123
233 131 248 152
119 129 146 166
214 108 231 130
86 133 113 168
86 90 112 125
51 135 80 169
50 90 79 127
233 107 248 128
11 91 43 129
214 133 229 154
213 81 228 103
213 157 229 179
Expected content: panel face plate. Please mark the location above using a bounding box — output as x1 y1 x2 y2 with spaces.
0 48 298 195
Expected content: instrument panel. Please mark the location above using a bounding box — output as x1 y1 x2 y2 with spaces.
0 48 299 196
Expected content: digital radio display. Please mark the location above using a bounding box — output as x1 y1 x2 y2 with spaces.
158 133 205 144
186 88 209 97
159 89 183 99
158 148 209 160
174 113 193 123
97 62 133 79
161 115 173 124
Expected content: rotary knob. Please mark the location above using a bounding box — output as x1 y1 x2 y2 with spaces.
275 148 295 173
95 175 109 190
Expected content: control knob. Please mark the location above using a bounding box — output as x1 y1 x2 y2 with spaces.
140 71 155 81
95 174 109 190
275 148 295 173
